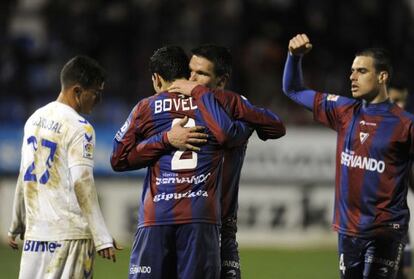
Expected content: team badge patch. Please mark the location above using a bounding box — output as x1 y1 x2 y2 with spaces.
327 94 339 101
83 141 94 159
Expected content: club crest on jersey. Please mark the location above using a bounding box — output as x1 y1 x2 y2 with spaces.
359 132 369 144
327 94 339 101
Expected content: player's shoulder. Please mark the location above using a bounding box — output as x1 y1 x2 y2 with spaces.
318 92 358 107
134 94 155 111
74 117 95 136
51 104 96 139
24 102 57 128
390 104 414 124
26 101 53 118
323 92 355 103
144 91 167 101
221 90 247 102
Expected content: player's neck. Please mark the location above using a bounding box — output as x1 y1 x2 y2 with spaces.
159 82 171 92
56 91 78 112
160 78 187 92
366 88 388 104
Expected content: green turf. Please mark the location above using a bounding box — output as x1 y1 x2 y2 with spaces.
0 244 338 278
240 248 338 278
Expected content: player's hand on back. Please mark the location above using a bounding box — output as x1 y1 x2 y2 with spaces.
167 80 199 96
97 239 123 263
167 116 208 152
289 33 313 56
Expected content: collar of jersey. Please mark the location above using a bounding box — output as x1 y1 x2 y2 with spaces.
53 101 79 115
361 98 392 113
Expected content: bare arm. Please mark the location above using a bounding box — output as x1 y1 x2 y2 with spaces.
70 165 119 261
8 173 26 250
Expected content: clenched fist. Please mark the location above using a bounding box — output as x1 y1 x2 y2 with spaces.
288 34 313 56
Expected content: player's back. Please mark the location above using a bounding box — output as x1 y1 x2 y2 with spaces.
134 91 244 228
21 101 94 241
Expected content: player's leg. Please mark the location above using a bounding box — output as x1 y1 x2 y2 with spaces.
55 239 95 279
396 235 412 279
176 223 220 279
363 231 405 279
338 233 365 279
221 217 241 279
129 226 176 279
401 239 412 279
18 240 59 279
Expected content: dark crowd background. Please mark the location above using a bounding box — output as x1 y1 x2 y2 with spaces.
1 0 414 127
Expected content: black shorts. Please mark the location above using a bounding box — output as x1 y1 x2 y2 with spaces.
129 223 220 279
396 234 411 279
338 231 405 279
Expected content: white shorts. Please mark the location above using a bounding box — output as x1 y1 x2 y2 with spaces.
19 239 95 279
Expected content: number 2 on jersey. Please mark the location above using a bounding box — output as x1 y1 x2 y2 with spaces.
171 118 198 170
23 136 57 184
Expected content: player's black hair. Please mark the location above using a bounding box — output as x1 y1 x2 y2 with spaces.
191 44 232 77
355 48 393 83
60 55 106 89
149 46 190 82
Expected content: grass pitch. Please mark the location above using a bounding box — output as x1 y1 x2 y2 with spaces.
0 244 338 278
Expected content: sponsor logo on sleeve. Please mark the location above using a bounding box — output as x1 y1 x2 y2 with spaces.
327 94 339 102
83 141 94 159
115 119 130 141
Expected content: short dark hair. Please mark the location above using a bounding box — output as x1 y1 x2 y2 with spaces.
60 55 106 89
191 44 232 77
149 46 190 82
355 48 393 82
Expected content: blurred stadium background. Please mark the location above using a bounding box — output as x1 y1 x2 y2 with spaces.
1 0 414 278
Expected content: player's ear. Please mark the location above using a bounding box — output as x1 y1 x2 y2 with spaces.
217 74 229 89
72 85 83 109
73 85 82 97
378 71 389 84
151 73 162 91
155 73 164 89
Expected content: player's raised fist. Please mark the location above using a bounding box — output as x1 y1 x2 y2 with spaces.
288 34 313 56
